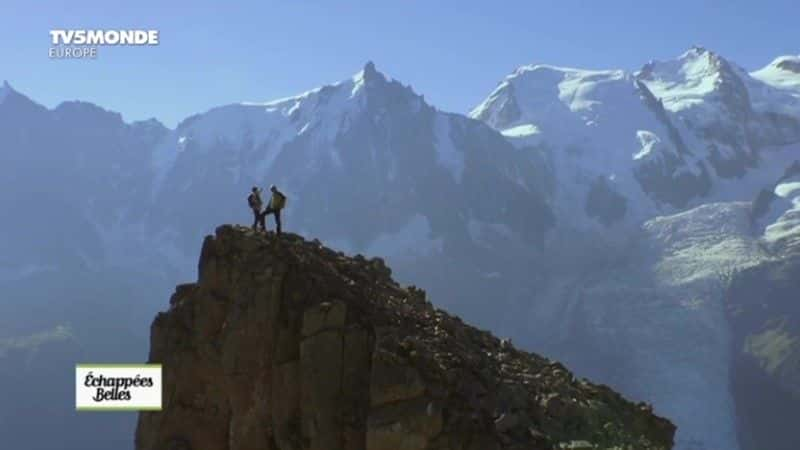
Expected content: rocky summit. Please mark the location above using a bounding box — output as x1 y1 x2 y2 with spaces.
135 225 675 450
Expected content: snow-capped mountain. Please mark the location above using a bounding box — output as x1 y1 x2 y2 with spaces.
2 49 800 450
1 62 554 305
472 47 800 234
145 62 553 276
471 63 697 228
639 47 800 155
473 48 800 450
751 55 800 98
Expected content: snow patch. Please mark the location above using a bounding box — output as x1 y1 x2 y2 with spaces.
638 47 722 115
634 130 661 160
764 174 800 245
434 115 465 182
751 55 800 95
644 202 766 285
764 203 800 244
501 123 540 137
775 181 800 198
351 68 368 97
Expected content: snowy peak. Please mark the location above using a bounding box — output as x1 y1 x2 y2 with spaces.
470 63 630 132
145 60 554 255
169 63 400 145
757 55 800 75
348 60 400 99
350 60 426 106
638 45 721 78
472 47 800 224
152 62 437 192
634 47 800 135
358 60 382 83
774 55 800 74
751 55 800 95
635 46 744 115
471 59 704 224
243 61 417 116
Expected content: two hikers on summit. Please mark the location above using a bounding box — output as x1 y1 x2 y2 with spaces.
248 184 287 235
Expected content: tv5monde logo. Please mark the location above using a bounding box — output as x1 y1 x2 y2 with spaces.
75 364 162 411
49 29 160 59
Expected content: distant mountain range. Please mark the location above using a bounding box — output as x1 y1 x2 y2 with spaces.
1 48 799 450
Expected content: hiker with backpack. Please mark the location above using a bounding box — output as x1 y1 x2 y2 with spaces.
247 186 265 231
261 184 287 235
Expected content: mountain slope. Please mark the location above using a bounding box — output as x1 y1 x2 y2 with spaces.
150 62 552 254
472 48 800 450
471 63 709 226
0 82 168 272
2 51 799 450
144 62 555 329
472 48 800 230
750 55 800 100
0 66 556 450
136 225 675 450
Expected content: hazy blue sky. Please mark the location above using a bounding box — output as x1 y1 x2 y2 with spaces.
2 0 797 127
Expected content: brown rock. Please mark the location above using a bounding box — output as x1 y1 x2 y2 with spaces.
135 226 676 450
302 301 347 337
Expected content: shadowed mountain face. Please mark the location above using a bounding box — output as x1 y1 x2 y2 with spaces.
723 166 800 450
1 49 799 450
726 255 800 450
0 84 174 450
136 225 675 450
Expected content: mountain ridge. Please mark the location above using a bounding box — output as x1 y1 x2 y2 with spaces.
2 48 799 450
136 224 676 450
473 47 800 230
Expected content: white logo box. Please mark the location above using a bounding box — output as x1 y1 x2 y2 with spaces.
75 364 162 411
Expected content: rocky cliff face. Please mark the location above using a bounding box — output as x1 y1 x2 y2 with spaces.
136 226 674 450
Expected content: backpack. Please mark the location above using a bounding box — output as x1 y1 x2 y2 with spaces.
247 193 258 209
272 191 287 210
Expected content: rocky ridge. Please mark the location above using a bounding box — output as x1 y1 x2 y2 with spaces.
136 225 674 450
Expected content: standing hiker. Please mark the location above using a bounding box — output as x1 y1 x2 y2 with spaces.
247 186 265 231
261 184 287 235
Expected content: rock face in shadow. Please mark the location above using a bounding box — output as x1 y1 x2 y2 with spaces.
726 255 800 450
135 225 675 450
